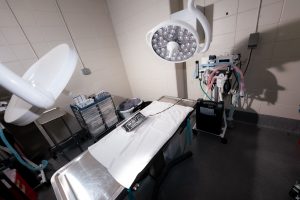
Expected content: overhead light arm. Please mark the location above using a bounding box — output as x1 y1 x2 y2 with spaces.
0 64 55 109
187 0 212 53
146 0 212 63
0 44 77 126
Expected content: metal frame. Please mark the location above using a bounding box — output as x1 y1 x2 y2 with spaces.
51 96 197 200
70 95 119 142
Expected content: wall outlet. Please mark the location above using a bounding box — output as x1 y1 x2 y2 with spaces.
248 32 259 49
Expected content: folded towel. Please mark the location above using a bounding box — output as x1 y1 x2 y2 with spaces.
88 101 193 188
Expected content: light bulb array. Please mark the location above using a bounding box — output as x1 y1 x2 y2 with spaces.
151 25 198 62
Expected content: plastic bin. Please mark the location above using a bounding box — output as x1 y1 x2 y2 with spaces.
118 98 143 119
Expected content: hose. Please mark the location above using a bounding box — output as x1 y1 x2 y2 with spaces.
0 127 48 171
233 66 246 97
200 81 212 101
206 64 227 89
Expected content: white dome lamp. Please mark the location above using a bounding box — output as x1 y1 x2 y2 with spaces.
0 44 77 174
0 44 78 126
146 0 212 63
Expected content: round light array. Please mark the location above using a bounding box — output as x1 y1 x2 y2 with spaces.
151 25 198 62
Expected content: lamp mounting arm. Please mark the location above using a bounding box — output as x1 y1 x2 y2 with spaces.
0 64 55 109
188 0 212 53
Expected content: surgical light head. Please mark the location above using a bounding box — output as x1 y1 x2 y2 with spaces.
150 21 199 62
0 44 77 126
147 0 212 63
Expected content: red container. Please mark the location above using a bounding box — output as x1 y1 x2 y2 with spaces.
3 168 37 200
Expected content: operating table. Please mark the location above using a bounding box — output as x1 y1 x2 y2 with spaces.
51 96 196 200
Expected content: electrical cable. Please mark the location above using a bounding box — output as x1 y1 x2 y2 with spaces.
148 99 182 117
243 48 253 75
200 81 212 101
54 0 91 74
243 0 261 75
255 0 263 33
232 0 261 90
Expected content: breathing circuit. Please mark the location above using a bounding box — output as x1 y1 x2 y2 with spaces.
194 54 246 128
194 54 245 100
0 127 48 172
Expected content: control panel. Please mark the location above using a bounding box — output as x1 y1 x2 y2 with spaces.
122 112 147 132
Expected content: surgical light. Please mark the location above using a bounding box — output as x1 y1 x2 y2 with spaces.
0 44 77 126
0 44 77 173
146 0 212 63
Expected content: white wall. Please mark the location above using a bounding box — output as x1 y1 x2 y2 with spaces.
0 0 132 111
106 0 179 101
1 0 299 122
185 0 300 120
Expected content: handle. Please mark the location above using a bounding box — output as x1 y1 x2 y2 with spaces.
146 30 153 47
188 0 212 53
0 64 54 109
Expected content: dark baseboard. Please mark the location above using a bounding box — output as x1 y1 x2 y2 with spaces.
231 110 300 134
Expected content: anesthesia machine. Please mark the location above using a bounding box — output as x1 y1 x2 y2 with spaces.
193 54 245 143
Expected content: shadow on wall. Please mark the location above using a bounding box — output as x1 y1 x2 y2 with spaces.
203 6 300 111
184 6 300 199
231 20 299 110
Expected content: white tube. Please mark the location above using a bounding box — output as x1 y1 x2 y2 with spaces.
188 0 212 52
0 64 54 109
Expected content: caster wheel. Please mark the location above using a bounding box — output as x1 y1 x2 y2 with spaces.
220 138 227 144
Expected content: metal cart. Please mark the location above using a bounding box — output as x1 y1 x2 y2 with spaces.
70 93 119 141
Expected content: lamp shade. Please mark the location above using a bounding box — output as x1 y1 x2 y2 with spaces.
1 44 77 126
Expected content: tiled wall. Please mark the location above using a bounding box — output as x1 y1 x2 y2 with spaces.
1 0 299 122
106 0 178 101
185 0 300 120
0 0 132 111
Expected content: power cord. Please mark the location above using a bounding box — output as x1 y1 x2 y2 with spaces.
148 99 182 117
232 0 261 90
243 0 261 75
243 48 253 75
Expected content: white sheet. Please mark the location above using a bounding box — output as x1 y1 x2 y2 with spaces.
88 101 193 188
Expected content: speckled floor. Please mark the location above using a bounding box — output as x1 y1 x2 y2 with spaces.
37 121 300 200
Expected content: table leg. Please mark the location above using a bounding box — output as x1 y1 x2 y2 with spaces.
151 151 193 200
41 124 70 161
61 118 83 152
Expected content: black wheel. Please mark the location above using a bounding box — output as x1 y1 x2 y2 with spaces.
220 138 227 144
